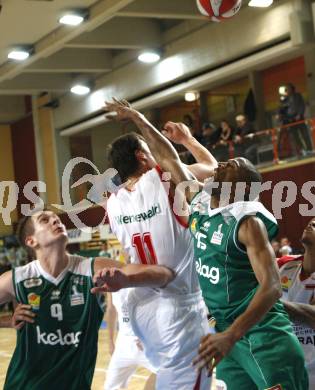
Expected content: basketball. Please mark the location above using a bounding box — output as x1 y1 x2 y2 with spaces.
196 0 242 22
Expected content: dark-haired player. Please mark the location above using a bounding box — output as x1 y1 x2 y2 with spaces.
102 119 217 389
0 210 174 389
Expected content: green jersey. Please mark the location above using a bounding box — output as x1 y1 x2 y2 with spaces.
5 256 104 390
189 194 284 326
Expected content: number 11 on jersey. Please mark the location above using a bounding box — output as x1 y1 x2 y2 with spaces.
132 233 157 265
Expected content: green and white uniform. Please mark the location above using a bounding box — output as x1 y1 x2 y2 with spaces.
190 195 308 390
4 255 104 390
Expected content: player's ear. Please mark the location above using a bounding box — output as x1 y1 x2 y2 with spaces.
25 235 37 249
135 149 147 164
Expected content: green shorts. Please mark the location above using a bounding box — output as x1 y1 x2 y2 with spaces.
215 313 308 390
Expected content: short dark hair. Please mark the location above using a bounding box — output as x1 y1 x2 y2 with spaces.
107 132 145 182
16 215 35 258
237 158 262 184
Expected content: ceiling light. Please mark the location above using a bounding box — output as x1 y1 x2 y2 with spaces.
8 50 30 61
59 14 84 26
138 52 160 64
185 92 199 102
71 85 90 95
248 0 273 7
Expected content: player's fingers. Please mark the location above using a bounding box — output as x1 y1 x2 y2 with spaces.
121 99 131 107
93 270 103 283
17 304 32 310
15 314 35 324
91 285 108 294
16 309 36 318
14 322 25 330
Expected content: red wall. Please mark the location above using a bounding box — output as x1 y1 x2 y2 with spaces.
11 115 38 217
261 161 315 250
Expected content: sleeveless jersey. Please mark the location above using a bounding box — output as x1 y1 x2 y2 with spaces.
278 255 315 384
4 256 104 390
107 167 200 295
189 195 284 324
112 290 134 336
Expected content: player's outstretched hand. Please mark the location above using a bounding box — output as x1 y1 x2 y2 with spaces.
91 267 130 294
162 121 192 145
104 98 138 122
192 331 236 377
12 304 36 330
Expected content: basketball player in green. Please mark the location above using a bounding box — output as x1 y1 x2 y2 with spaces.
102 99 308 390
0 210 174 390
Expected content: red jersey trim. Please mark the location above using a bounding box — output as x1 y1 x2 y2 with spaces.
193 371 201 390
154 165 189 229
277 255 303 269
277 255 313 282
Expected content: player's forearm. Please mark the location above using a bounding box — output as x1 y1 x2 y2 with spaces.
226 283 282 342
282 301 315 329
130 112 181 168
122 264 175 288
182 136 217 168
106 308 117 340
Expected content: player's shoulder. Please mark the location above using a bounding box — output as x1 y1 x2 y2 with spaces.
277 255 303 270
225 201 276 222
190 190 210 215
14 260 41 284
68 255 93 277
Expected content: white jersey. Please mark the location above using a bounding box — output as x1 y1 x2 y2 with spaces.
107 166 200 295
111 289 134 337
278 255 315 389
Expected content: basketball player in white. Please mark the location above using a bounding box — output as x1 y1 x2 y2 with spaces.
104 290 156 390
95 109 217 389
278 217 315 389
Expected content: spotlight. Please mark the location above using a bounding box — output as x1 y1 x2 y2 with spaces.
138 51 160 64
8 49 30 61
71 84 91 95
185 92 199 102
59 10 87 26
248 0 273 7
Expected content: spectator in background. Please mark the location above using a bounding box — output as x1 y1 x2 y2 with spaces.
212 120 234 161
99 241 112 258
234 114 258 164
271 239 280 257
279 237 293 256
278 83 313 156
201 122 220 148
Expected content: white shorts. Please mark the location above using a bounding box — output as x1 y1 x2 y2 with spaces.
127 288 212 390
104 332 155 390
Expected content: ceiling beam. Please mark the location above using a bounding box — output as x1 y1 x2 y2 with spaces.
117 0 205 20
0 0 137 83
25 49 112 74
66 18 161 50
0 74 74 93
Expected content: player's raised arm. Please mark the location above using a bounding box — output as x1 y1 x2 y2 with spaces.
104 99 199 203
0 271 15 305
92 262 175 294
162 121 217 181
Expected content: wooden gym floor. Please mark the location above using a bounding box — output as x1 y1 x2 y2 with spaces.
0 327 150 389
